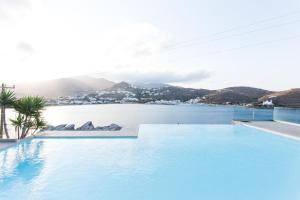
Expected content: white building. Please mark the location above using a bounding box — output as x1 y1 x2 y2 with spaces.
262 100 274 107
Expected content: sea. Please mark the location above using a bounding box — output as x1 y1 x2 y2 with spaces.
38 104 273 127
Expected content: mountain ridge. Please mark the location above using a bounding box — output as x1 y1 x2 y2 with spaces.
12 76 300 107
15 76 114 98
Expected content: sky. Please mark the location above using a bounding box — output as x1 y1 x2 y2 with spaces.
0 0 300 90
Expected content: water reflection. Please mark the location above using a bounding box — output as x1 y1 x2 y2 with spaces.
0 140 45 189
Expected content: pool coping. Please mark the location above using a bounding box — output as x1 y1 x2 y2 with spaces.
274 120 300 127
33 136 138 139
240 121 300 141
0 136 34 152
33 126 139 138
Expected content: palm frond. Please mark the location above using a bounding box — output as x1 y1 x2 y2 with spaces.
0 89 16 107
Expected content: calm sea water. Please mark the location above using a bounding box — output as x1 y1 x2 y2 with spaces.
39 104 273 127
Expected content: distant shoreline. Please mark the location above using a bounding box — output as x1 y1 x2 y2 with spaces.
44 102 274 109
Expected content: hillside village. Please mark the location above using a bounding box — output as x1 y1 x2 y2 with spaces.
46 82 283 107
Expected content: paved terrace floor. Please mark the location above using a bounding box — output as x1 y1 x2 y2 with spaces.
34 126 139 138
241 121 300 140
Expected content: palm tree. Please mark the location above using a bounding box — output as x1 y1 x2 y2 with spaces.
12 96 47 139
0 89 16 139
10 114 24 139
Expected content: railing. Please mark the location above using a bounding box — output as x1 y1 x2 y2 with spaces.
274 107 300 124
233 106 274 121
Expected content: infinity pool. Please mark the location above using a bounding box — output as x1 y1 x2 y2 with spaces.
1 125 300 200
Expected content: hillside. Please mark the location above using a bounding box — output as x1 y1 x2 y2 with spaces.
154 86 210 102
15 76 114 98
109 82 132 91
106 82 210 102
202 87 272 104
225 87 272 99
259 88 300 107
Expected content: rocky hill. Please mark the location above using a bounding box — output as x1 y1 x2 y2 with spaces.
106 82 210 102
259 88 300 107
202 87 272 104
152 86 210 102
108 82 132 91
224 87 272 99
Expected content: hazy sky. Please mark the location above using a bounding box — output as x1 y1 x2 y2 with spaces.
0 0 300 90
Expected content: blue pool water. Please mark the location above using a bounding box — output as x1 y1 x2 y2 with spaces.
1 125 300 200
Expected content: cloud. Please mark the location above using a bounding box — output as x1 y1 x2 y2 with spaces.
0 0 30 7
17 42 34 53
95 69 211 84
102 23 170 60
0 0 32 20
133 49 153 57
